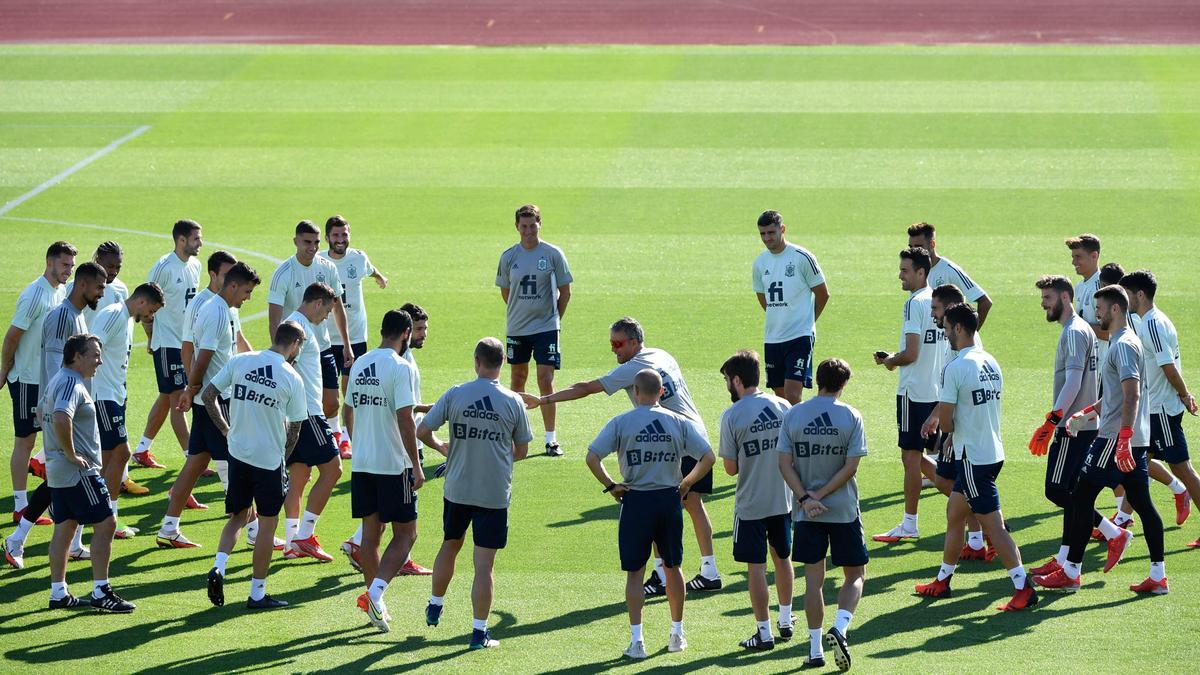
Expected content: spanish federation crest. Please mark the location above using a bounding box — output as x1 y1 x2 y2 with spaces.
537 258 549 271
347 264 358 279
785 263 795 277
316 272 326 284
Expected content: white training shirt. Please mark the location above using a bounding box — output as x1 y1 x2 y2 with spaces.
897 286 944 403
318 248 375 346
192 294 238 405
147 251 201 351
939 344 1005 464
91 301 133 403
285 310 324 416
1136 307 1184 416
347 348 416 475
401 347 425 450
210 350 307 470
928 256 986 303
268 255 343 351
751 244 826 343
7 276 66 384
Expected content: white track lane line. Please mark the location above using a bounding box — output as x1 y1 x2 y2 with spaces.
0 125 151 217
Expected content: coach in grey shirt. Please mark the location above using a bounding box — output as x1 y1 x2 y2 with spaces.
417 337 531 650
42 334 133 613
586 368 714 658
42 262 107 389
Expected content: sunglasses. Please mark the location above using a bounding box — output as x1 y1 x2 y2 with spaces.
610 339 626 349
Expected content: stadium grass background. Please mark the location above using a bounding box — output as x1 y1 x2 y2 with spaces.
1 45 1198 672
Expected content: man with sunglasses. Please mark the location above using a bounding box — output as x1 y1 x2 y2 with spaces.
522 316 722 596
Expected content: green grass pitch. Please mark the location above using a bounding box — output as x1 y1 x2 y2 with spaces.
1 44 1199 672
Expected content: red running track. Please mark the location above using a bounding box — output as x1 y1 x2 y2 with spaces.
2 0 1198 45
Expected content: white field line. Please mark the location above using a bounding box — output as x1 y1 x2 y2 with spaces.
0 124 151 216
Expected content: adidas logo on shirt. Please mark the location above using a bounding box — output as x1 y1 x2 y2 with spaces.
354 362 379 386
978 361 1001 383
244 365 278 388
804 412 839 436
749 405 782 433
463 396 500 421
634 419 673 443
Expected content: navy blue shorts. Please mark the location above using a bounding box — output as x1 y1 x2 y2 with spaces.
96 400 128 452
8 380 39 438
333 341 368 377
935 437 957 480
287 415 338 466
792 518 868 567
351 470 418 523
225 455 288 517
153 347 187 394
1150 412 1189 465
681 455 713 494
318 348 340 390
953 458 1003 514
897 395 939 451
1081 437 1150 490
443 498 508 550
1047 428 1095 493
618 487 684 572
733 513 792 564
50 474 113 525
188 398 229 460
505 330 561 369
764 335 814 389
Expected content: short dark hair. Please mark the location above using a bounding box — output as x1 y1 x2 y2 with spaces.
1065 234 1101 253
399 302 428 322
172 219 201 241
131 282 165 305
1119 270 1157 301
757 210 783 228
1035 274 1074 300
63 333 100 367
943 303 979 335
274 320 305 347
475 337 505 369
931 283 965 306
295 220 320 236
899 246 931 275
610 317 644 344
815 358 852 393
206 250 237 274
325 215 348 237
719 350 760 388
302 282 336 304
1099 262 1125 287
74 261 106 284
514 204 540 224
46 241 76 259
906 222 936 241
1094 284 1128 312
222 262 260 288
380 309 413 340
94 240 123 261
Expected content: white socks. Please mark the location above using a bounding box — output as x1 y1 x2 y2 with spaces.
1098 517 1122 539
937 563 956 581
110 499 119 522
473 618 488 631
1114 494 1126 512
700 555 719 580
757 620 772 641
967 530 984 550
778 603 792 627
214 552 229 576
834 609 853 636
545 430 557 444
13 489 27 512
122 464 129 482
429 595 444 606
71 525 84 551
246 518 260 541
214 460 229 492
1168 478 1186 495
809 628 824 658
1063 561 1082 580
653 557 665 580
1150 561 1166 582
135 436 152 454
92 579 108 598
670 620 683 636
285 518 300 545
50 581 68 600
1056 544 1070 565
11 517 34 543
351 524 364 546
630 623 643 642
1008 565 1027 590
369 578 389 604
161 515 181 534
297 511 320 540
250 577 266 601
328 416 341 436
902 513 918 532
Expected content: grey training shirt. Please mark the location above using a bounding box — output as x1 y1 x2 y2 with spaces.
589 404 713 492
1098 326 1151 446
776 395 868 524
718 391 792 520
42 367 102 488
495 241 572 337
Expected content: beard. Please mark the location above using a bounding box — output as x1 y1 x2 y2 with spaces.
86 296 100 310
331 242 348 254
1045 300 1064 323
726 385 740 403
410 338 424 350
1099 314 1112 331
